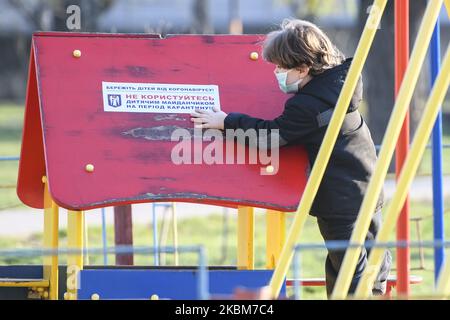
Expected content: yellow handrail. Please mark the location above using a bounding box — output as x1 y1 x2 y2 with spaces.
267 0 387 298
331 0 444 300
354 43 450 298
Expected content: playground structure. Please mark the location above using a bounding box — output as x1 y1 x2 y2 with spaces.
0 0 449 300
4 30 310 300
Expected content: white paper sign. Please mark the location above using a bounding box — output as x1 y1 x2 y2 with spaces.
102 81 221 113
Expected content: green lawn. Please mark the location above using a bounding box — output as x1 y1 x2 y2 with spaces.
0 103 25 210
0 199 449 299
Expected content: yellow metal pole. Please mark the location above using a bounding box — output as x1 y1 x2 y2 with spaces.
354 44 450 299
331 0 443 300
445 0 450 17
43 176 59 300
237 206 254 270
171 203 179 266
268 0 387 298
66 210 84 300
266 210 286 269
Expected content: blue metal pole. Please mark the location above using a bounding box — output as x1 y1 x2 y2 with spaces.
101 207 108 265
197 246 209 300
293 250 301 300
152 204 159 266
0 156 20 161
430 17 445 284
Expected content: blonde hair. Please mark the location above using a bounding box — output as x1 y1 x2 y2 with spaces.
262 19 345 76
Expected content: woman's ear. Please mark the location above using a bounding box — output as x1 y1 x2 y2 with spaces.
297 65 310 77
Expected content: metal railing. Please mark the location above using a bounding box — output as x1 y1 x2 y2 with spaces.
0 244 209 300
291 239 450 300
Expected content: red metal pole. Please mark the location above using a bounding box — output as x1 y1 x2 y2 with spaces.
395 0 410 296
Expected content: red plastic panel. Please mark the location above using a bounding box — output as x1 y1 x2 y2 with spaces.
17 32 309 212
17 47 46 209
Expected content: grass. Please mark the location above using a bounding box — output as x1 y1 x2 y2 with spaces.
0 199 449 299
0 103 25 210
0 103 24 154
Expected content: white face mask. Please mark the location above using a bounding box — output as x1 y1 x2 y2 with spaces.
275 69 304 94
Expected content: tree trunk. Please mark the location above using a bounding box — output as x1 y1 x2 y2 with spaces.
407 0 429 139
357 0 428 170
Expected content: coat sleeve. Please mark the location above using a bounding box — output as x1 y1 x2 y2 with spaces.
223 100 317 148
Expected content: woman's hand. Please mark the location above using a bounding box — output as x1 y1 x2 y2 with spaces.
190 107 228 130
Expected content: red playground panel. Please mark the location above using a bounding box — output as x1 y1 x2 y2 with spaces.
17 32 309 212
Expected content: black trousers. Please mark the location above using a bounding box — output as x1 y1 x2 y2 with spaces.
317 211 392 297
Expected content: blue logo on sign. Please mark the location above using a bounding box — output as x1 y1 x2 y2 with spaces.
108 94 122 107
